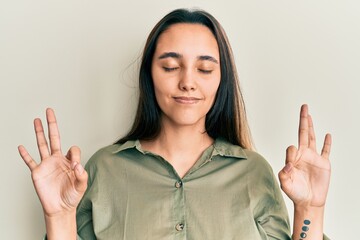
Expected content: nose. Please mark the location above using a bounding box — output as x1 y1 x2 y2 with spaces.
178 69 196 91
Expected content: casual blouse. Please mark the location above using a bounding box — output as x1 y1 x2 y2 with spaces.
72 138 329 240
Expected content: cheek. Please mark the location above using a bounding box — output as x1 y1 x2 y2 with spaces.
204 80 221 109
152 69 166 97
152 78 174 109
206 76 221 99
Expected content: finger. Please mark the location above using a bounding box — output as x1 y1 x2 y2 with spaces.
34 118 50 160
308 114 317 151
66 146 81 164
278 163 293 193
298 104 309 150
46 108 62 154
285 145 297 164
321 133 332 159
18 145 37 171
73 163 88 193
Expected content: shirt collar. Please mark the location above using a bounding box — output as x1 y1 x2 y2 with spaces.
212 137 247 160
112 138 247 160
112 139 141 153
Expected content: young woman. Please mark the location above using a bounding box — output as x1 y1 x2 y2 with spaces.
18 9 332 240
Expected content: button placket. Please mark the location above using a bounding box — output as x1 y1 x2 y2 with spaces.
173 178 186 238
175 181 182 188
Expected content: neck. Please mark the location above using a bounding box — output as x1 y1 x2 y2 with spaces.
158 126 213 153
140 118 214 177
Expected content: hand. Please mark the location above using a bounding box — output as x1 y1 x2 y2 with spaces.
18 108 88 217
278 104 332 207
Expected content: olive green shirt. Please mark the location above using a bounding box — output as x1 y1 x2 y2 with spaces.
73 138 328 240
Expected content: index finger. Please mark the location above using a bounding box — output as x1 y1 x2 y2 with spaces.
298 104 309 150
46 108 62 154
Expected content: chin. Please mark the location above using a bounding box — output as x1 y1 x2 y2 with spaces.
172 117 206 127
161 111 207 128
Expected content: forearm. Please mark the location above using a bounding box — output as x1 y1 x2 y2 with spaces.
292 205 324 240
45 211 77 240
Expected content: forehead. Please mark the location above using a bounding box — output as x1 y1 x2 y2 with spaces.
155 23 219 58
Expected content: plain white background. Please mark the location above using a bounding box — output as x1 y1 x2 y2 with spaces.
1 0 359 239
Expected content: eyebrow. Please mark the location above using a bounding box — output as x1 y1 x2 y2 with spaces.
198 55 218 64
158 52 182 59
158 52 219 64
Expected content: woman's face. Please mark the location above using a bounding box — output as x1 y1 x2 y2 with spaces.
151 23 221 129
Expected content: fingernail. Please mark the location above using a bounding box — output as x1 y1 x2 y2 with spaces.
71 161 77 169
284 163 292 173
75 164 84 175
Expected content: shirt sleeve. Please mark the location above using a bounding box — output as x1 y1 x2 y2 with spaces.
244 151 291 239
75 153 98 240
254 163 292 239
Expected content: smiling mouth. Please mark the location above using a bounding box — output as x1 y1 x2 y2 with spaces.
173 96 202 104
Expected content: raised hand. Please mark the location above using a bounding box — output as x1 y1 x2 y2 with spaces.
278 104 332 207
18 108 88 218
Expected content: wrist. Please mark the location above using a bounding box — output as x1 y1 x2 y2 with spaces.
294 204 325 214
44 211 77 240
292 205 325 240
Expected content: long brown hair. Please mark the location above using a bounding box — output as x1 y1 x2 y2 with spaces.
116 8 253 150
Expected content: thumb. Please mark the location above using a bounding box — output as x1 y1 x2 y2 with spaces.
66 146 81 164
73 163 88 193
280 145 296 194
285 145 297 164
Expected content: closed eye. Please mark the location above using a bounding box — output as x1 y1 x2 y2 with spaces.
198 69 213 74
163 67 179 72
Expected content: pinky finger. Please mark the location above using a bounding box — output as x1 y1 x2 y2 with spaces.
321 134 332 159
18 145 37 171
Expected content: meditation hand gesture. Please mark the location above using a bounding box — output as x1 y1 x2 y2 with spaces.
279 104 332 208
18 109 88 218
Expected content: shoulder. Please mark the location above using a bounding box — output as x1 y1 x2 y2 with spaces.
240 149 282 201
240 149 277 189
86 144 120 165
243 149 274 173
214 138 278 191
214 138 274 174
84 140 138 174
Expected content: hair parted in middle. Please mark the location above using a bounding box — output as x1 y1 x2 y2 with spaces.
116 8 253 150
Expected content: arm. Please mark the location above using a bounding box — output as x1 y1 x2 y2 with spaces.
18 108 88 240
278 104 332 240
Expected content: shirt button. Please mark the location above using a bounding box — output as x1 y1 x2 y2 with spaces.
175 223 184 231
175 181 182 188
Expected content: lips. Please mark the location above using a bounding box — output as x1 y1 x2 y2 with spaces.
173 96 202 104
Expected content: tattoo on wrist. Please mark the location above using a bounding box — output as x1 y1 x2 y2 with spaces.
299 219 311 239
